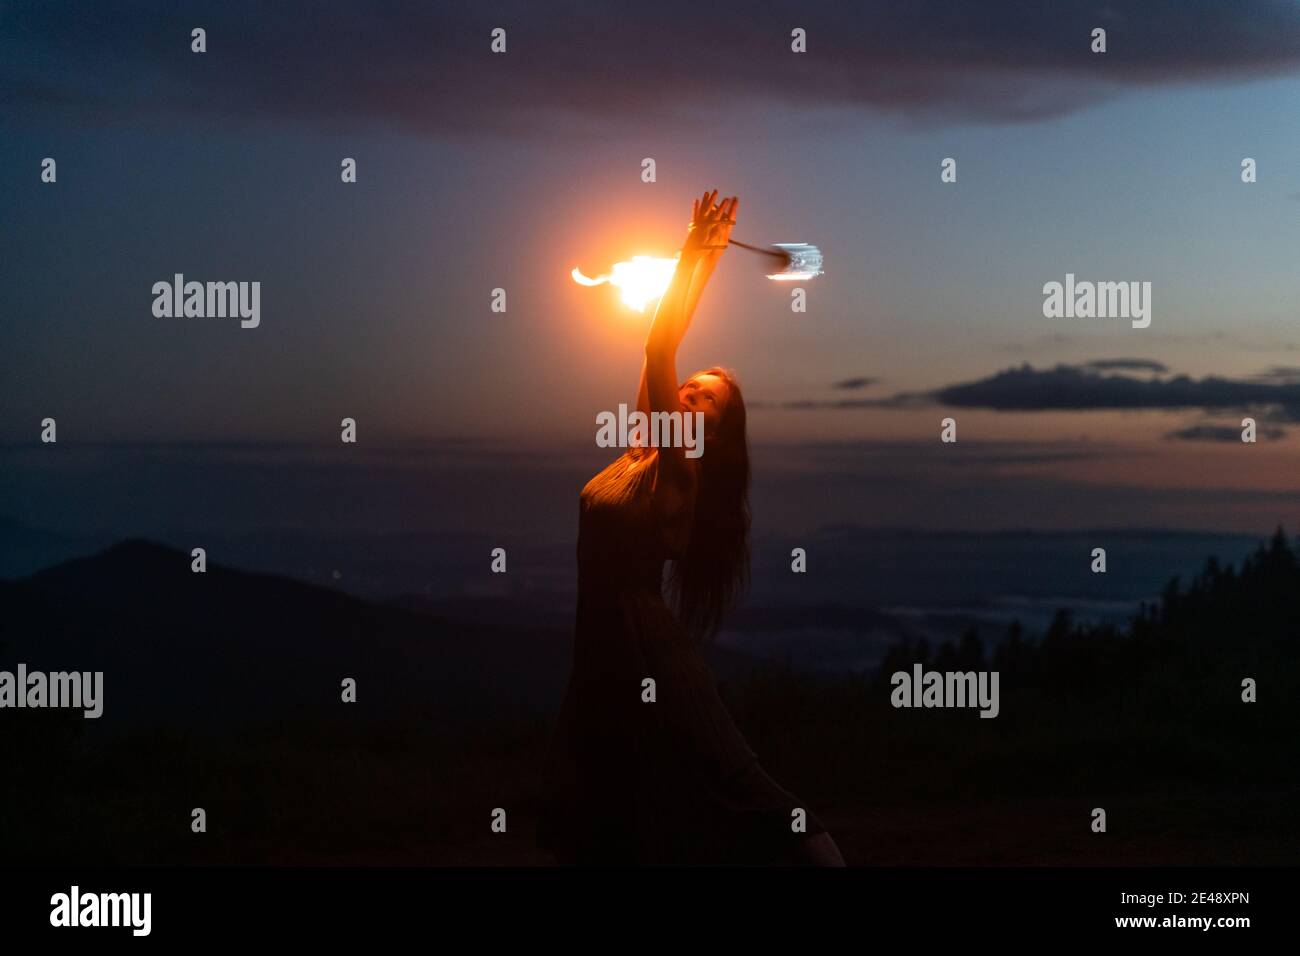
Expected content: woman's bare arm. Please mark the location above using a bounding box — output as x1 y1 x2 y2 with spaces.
645 192 734 359
636 191 735 418
642 255 697 460
636 258 700 418
636 258 716 417
642 192 736 476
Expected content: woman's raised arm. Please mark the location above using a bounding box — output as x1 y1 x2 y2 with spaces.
638 191 737 425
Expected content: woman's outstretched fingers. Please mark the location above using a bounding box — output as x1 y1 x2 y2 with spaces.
686 189 736 250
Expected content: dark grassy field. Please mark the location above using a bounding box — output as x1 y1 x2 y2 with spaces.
2 533 1297 865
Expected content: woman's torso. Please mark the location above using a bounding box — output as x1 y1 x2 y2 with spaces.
576 448 682 599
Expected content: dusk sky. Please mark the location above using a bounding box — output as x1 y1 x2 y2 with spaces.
6 0 1300 540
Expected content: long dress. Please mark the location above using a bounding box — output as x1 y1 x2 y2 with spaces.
536 447 827 865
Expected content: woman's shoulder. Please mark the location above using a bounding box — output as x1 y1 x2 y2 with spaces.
582 447 654 500
581 446 696 507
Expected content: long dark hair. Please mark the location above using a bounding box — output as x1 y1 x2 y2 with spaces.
667 367 751 640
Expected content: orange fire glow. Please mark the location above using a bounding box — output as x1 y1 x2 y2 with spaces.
572 256 679 312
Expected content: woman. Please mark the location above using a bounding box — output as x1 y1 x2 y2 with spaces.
537 190 845 866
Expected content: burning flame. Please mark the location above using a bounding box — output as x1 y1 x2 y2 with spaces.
572 256 678 312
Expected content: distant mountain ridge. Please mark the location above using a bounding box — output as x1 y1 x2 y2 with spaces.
1 539 572 728
0 539 777 728
0 515 111 580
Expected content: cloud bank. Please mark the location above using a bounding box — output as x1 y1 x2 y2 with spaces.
6 1 1300 137
770 363 1300 429
934 364 1300 418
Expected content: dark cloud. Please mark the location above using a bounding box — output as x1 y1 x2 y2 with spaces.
1167 424 1285 442
831 377 877 390
934 364 1300 418
769 363 1300 420
5 1 1300 137
1084 359 1167 372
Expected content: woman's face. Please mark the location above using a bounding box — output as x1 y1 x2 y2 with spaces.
679 373 730 436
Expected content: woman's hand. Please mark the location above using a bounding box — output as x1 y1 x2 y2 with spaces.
681 189 738 264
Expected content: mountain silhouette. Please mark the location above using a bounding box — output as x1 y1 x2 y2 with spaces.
1 539 572 728
0 515 110 580
0 538 774 864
